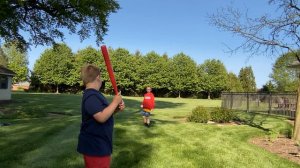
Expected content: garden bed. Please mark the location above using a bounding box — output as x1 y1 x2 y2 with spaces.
251 137 300 165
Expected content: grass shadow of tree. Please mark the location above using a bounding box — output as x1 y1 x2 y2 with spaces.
1 94 185 167
115 98 184 121
234 112 270 132
112 119 180 168
112 127 153 168
123 98 184 110
111 99 182 167
0 117 81 168
1 94 82 118
1 94 184 119
155 99 185 109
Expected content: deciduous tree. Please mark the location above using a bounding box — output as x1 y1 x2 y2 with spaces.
0 47 8 67
270 51 300 92
71 46 103 86
198 59 228 99
170 53 198 98
3 43 29 83
34 43 74 93
0 0 120 50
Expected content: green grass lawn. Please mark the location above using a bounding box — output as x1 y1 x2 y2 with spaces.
0 93 299 168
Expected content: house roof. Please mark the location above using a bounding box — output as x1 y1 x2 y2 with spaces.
0 65 16 76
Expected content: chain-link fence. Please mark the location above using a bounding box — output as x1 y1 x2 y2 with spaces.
221 92 297 119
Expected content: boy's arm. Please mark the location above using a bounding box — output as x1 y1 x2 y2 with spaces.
93 94 122 123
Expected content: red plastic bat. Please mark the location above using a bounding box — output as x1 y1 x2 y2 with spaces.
101 45 119 95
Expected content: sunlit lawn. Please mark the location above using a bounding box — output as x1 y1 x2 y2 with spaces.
0 93 298 168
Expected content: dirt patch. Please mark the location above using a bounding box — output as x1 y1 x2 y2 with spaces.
251 137 300 165
207 120 242 126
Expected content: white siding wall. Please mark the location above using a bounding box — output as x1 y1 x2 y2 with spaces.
0 76 12 100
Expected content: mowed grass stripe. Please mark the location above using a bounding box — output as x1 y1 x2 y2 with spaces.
0 117 79 168
18 117 81 168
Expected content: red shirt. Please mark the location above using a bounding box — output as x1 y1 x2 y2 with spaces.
142 92 155 110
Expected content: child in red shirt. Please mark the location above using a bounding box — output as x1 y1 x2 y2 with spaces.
140 87 155 127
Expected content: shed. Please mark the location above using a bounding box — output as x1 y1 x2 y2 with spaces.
0 66 16 101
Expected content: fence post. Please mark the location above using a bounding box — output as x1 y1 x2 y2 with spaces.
247 92 249 112
257 94 260 107
230 92 233 109
293 87 300 139
268 92 272 114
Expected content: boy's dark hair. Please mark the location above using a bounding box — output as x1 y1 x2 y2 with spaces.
81 64 100 85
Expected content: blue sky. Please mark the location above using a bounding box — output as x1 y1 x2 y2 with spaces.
27 0 280 88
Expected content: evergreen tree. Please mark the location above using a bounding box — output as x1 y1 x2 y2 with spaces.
260 81 276 93
227 72 243 92
238 66 257 92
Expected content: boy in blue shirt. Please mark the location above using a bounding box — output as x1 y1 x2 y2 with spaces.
77 64 124 168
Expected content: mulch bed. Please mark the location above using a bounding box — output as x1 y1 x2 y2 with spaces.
210 119 300 165
250 137 300 165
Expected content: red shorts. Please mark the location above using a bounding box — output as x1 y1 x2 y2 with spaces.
83 155 111 168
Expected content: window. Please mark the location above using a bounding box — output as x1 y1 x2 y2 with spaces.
0 75 8 89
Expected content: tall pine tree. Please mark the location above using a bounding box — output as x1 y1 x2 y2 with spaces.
238 66 256 92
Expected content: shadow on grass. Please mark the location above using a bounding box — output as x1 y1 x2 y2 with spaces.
154 99 185 109
0 94 184 167
0 117 81 168
0 94 82 119
122 98 184 110
114 98 183 123
234 112 270 132
1 93 184 119
150 118 178 125
111 99 182 167
112 127 153 168
112 118 179 168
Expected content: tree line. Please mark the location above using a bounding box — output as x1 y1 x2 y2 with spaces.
1 43 260 98
2 43 299 98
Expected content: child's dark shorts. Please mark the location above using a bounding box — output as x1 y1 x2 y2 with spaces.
140 111 151 117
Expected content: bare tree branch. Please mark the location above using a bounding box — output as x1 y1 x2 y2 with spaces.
209 0 300 59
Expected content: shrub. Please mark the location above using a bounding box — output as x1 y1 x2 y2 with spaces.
187 106 210 123
279 125 293 139
211 107 235 123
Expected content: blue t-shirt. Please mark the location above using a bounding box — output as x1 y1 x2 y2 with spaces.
77 88 114 156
